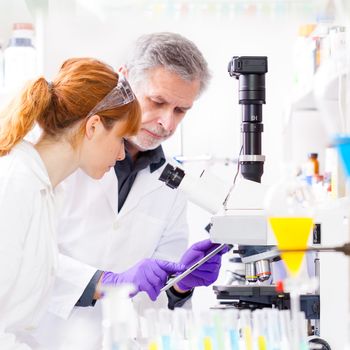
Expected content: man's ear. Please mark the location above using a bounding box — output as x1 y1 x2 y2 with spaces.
117 65 128 78
85 114 101 139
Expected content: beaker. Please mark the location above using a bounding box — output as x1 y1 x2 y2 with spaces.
100 283 140 350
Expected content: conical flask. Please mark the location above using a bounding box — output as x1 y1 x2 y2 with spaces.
264 166 314 277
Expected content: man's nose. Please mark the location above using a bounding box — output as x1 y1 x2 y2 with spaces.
158 111 175 133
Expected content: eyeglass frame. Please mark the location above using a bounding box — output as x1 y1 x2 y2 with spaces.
86 76 136 119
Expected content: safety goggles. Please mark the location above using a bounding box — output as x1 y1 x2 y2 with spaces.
86 76 136 119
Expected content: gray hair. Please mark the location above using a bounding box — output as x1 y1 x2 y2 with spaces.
125 32 211 96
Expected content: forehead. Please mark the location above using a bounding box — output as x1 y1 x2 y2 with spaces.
137 67 201 106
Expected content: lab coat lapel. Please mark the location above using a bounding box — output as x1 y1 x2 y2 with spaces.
100 168 119 216
117 167 164 218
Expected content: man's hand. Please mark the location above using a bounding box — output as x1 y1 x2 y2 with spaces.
174 239 228 293
101 259 185 301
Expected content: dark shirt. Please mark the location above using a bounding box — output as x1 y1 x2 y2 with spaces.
115 144 166 211
77 144 193 308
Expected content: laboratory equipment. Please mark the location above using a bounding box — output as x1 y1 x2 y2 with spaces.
4 23 37 89
101 284 139 350
159 56 279 283
138 307 315 350
158 55 331 347
334 135 350 177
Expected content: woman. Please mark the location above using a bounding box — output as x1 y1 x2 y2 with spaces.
0 58 184 349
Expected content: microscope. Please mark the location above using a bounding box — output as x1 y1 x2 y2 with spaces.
160 56 279 282
210 56 280 283
159 56 320 321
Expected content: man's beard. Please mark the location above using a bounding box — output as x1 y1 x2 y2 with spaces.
128 126 171 151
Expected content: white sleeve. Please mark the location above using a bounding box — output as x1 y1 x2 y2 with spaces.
46 254 98 320
151 191 189 262
46 171 98 319
0 182 33 349
0 331 31 350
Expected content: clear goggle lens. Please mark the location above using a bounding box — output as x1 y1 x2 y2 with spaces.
86 76 136 119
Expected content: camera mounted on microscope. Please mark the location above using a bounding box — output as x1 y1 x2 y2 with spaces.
228 56 268 184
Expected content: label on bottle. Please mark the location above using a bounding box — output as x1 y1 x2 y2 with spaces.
4 46 37 89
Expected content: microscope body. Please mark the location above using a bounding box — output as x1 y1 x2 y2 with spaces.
210 178 280 283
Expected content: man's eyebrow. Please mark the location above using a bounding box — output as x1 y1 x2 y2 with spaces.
150 95 166 101
150 95 192 110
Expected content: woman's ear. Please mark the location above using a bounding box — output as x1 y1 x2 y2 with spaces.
85 114 101 140
117 65 128 78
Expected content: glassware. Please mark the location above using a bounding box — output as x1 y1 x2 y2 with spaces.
100 284 140 350
264 165 315 350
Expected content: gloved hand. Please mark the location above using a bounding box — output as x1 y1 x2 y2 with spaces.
101 259 185 301
175 239 229 292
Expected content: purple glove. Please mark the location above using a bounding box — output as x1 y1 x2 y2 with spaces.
101 259 185 301
175 239 229 292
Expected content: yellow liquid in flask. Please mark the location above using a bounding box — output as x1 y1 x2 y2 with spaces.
269 217 313 276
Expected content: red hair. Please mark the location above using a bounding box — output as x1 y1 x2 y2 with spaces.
0 57 141 156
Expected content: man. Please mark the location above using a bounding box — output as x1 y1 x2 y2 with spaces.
35 32 225 349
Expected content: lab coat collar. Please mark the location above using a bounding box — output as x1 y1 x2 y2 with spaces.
14 140 52 191
118 165 165 217
101 162 167 217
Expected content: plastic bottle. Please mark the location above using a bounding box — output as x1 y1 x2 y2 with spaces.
305 153 319 185
309 153 319 175
4 23 37 89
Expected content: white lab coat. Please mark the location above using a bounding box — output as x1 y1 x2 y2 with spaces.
0 141 58 349
34 162 189 349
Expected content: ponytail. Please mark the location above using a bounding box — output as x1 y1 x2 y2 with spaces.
0 77 51 156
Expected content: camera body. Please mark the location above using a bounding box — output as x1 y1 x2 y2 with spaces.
228 56 268 183
228 56 268 77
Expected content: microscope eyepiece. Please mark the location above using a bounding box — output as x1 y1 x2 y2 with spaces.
159 163 185 189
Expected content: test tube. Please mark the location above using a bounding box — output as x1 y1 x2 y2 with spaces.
279 310 292 350
172 308 188 350
297 311 309 350
158 309 172 350
265 308 282 349
220 308 239 350
240 309 253 350
199 310 217 350
252 309 267 350
101 284 138 350
144 309 160 349
186 310 201 350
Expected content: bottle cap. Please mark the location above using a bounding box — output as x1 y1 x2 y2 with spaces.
275 280 284 293
13 23 34 31
308 153 318 158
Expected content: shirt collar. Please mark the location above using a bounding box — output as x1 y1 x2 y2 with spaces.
125 142 166 173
